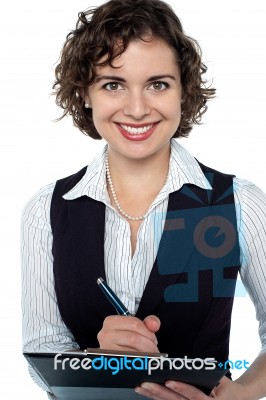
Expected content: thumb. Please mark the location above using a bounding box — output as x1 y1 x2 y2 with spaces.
143 315 161 333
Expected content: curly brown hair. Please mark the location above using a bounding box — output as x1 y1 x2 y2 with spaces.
53 0 215 139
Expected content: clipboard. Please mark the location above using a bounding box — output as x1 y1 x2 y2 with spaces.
24 349 228 400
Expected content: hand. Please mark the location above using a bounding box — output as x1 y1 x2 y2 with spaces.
97 314 161 352
135 377 250 400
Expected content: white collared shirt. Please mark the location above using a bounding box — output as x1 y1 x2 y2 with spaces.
21 139 266 393
62 139 212 314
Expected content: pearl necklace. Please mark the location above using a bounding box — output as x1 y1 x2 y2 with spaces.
105 152 168 222
105 153 146 221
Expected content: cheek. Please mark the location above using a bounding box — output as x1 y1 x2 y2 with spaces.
92 99 119 122
91 106 117 137
163 105 182 124
157 93 181 116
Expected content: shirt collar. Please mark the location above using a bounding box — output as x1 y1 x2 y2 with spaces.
62 140 212 201
63 145 109 202
167 139 212 193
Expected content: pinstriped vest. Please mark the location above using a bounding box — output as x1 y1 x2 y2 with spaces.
50 161 240 363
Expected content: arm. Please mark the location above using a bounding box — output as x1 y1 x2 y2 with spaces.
134 179 266 400
21 184 79 394
134 354 266 400
235 352 266 399
234 178 266 398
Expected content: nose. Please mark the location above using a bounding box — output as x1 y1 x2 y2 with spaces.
123 91 151 120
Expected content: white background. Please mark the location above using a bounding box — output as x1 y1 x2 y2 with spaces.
0 0 266 398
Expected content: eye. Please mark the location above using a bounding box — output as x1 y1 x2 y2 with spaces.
103 82 124 91
148 81 169 91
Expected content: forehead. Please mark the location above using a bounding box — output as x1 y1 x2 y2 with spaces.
95 38 180 76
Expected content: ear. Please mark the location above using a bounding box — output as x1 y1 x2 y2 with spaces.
78 88 91 108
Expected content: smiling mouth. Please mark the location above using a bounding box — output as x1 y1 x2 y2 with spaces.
118 123 157 135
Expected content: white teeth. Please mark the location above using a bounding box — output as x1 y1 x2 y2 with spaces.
120 124 154 135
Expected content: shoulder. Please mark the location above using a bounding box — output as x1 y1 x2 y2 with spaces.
233 176 266 206
197 160 234 179
21 182 56 230
233 177 266 240
21 165 88 226
54 166 88 196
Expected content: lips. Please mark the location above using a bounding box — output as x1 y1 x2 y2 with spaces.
120 123 154 135
116 122 158 141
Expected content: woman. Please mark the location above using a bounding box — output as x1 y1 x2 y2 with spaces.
21 0 266 399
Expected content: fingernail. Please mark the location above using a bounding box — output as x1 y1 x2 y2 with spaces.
165 382 175 390
141 382 154 390
135 388 144 395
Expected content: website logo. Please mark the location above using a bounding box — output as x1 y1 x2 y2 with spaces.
54 354 217 375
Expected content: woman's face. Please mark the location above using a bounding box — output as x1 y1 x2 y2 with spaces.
86 38 182 162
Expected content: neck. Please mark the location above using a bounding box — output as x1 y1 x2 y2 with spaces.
106 146 171 194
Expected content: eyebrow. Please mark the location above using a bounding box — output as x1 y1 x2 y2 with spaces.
147 75 176 82
95 75 126 83
94 74 176 83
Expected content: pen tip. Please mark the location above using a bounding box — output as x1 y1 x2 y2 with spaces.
97 277 104 285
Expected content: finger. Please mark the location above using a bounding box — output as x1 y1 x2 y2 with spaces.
98 329 159 352
143 315 161 333
102 315 156 338
209 376 231 397
135 382 188 400
135 385 160 400
103 315 158 343
98 316 159 352
165 381 210 400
